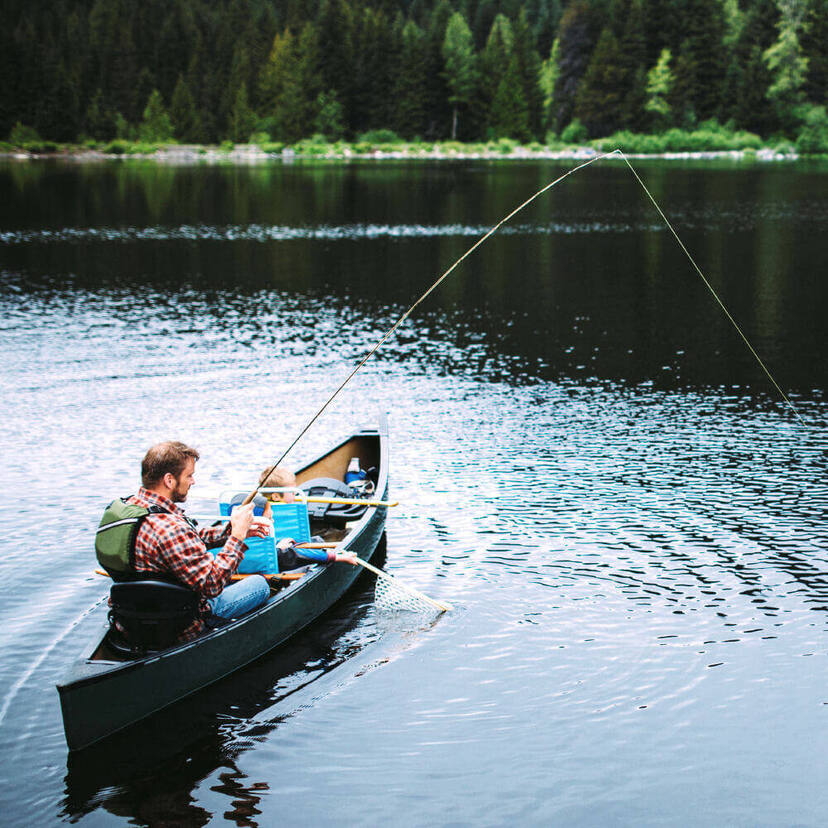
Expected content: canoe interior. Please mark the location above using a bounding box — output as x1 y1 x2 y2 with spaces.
295 434 380 485
84 427 384 666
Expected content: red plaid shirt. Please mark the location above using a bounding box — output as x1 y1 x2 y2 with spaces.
127 487 247 639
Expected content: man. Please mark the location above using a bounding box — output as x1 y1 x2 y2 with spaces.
114 441 270 640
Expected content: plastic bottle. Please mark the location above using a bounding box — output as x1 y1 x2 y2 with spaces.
344 457 365 484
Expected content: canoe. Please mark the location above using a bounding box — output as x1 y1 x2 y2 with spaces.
58 417 389 751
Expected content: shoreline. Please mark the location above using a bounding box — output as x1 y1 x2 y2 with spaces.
0 143 813 165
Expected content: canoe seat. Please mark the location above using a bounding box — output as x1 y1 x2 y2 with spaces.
301 477 370 526
108 580 199 654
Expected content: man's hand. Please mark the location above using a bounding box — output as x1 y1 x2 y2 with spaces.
229 502 256 541
247 517 272 538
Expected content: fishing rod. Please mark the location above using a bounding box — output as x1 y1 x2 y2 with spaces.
244 151 619 505
247 148 803 504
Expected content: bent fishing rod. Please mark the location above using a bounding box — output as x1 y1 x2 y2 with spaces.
245 149 804 504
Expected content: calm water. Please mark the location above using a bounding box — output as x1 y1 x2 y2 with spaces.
0 157 826 827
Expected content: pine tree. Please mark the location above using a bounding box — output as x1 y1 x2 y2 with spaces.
489 54 531 139
763 0 809 130
573 27 627 136
84 87 114 139
228 83 255 142
314 90 345 139
513 9 544 138
553 0 602 131
801 0 828 105
442 12 476 139
139 89 174 142
171 75 200 142
539 39 560 135
394 20 430 138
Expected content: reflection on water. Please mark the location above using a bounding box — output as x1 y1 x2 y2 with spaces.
0 159 826 826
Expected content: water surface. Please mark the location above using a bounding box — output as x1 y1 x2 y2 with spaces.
0 158 826 826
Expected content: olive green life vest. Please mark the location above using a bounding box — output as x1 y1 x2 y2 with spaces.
95 498 166 577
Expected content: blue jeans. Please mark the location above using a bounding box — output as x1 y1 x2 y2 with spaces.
208 575 270 620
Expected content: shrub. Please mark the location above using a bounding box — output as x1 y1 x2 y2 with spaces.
9 122 42 146
497 137 518 154
796 106 828 154
357 128 402 145
560 119 587 144
219 140 234 152
249 131 271 145
103 139 128 154
261 142 284 154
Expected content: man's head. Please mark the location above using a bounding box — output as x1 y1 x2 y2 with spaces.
258 465 297 503
141 441 200 502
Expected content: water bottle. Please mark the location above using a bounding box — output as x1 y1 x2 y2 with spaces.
344 457 366 485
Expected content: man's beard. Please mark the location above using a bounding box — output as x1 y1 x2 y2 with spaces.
171 482 188 503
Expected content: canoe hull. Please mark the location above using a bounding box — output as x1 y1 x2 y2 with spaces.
58 420 388 751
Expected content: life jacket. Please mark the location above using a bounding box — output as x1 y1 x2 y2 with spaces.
95 498 168 580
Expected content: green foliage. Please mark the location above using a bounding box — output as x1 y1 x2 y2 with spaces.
357 129 402 145
9 122 42 145
314 90 345 140
219 140 234 152
795 105 828 153
228 84 256 143
261 142 285 153
763 0 809 128
3 0 826 150
139 90 174 143
646 49 673 129
560 118 587 143
442 12 476 139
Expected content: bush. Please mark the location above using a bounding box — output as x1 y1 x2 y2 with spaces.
560 119 587 144
261 142 284 154
249 131 271 145
9 122 42 146
796 106 828 154
357 128 402 145
497 137 518 154
219 140 234 152
103 139 128 154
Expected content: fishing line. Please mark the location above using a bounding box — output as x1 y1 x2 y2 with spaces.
254 147 803 492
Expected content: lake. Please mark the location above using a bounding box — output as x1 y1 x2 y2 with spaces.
0 156 826 826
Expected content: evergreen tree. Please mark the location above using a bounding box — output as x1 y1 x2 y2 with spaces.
489 55 531 139
645 48 673 130
442 12 476 139
553 0 602 131
539 39 561 135
801 0 828 105
171 75 200 142
394 20 430 138
513 9 544 138
573 27 627 136
314 90 345 139
669 0 727 123
259 24 320 142
480 14 515 135
139 89 174 142
228 83 255 142
316 0 356 134
84 87 114 139
763 0 809 130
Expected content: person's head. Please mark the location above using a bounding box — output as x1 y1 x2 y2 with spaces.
141 441 200 503
258 465 297 503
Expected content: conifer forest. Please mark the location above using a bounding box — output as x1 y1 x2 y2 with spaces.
2 0 827 150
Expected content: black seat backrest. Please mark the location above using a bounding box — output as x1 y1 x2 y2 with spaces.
301 477 369 524
109 580 199 652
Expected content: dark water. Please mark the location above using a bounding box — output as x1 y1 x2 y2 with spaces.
0 157 826 826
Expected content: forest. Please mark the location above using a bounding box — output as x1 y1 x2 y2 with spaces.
2 0 827 152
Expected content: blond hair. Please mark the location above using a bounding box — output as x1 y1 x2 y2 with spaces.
258 465 297 491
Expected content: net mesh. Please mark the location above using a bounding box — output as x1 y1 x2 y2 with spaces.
373 573 441 616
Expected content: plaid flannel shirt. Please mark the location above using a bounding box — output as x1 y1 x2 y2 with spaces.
127 487 247 639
